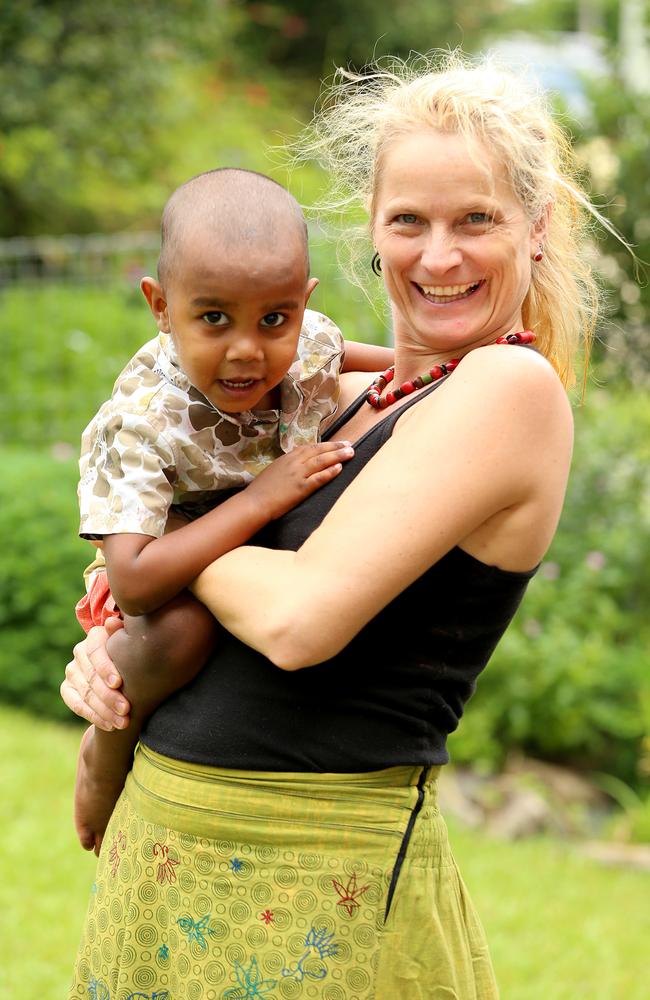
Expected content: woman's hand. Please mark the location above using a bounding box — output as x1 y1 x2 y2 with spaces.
61 617 131 731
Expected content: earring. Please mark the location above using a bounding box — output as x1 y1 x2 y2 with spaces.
371 252 382 275
533 244 544 262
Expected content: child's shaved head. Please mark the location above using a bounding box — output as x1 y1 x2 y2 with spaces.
158 168 309 285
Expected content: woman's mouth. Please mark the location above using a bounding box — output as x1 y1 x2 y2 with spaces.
415 280 483 303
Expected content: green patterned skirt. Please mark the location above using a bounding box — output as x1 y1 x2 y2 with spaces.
69 745 497 999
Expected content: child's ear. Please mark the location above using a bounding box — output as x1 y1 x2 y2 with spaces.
141 277 170 332
304 277 319 305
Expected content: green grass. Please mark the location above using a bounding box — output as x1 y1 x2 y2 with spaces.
0 707 95 998
450 822 650 999
2 705 649 999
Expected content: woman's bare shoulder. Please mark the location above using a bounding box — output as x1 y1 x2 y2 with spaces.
459 343 567 397
398 344 572 440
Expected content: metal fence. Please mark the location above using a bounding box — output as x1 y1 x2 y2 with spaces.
0 231 160 286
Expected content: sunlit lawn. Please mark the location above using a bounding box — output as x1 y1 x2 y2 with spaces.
2 704 648 999
0 707 95 998
453 819 650 999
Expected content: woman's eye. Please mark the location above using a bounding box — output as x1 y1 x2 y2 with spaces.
395 213 419 225
202 311 228 326
260 312 286 328
466 212 492 225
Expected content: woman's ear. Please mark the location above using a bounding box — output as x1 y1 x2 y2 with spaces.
140 277 170 332
530 199 553 255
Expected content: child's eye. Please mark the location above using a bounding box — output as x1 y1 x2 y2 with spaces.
202 311 228 326
260 312 286 328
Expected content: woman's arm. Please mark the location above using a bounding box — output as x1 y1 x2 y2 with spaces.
62 346 573 717
192 346 573 668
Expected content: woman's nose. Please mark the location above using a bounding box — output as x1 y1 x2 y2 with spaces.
420 228 463 272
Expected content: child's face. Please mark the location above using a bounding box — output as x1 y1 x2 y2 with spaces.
142 229 317 412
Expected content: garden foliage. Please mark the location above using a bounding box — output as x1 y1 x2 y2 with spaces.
2 1 648 350
0 446 87 720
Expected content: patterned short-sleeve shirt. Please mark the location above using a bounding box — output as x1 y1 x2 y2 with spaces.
78 309 344 539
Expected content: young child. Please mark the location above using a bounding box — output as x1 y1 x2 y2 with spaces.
74 167 393 853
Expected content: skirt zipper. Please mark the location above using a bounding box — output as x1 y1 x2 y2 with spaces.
384 766 428 921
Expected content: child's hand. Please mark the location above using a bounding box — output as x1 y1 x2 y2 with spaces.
246 440 354 520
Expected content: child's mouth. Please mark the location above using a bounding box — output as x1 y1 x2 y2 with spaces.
219 378 259 392
415 280 483 303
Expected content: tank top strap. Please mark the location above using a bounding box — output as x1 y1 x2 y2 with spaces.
324 374 452 443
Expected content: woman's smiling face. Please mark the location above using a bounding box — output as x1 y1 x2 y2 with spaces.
372 129 546 355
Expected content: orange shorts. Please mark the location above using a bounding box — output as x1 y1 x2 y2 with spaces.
75 570 121 633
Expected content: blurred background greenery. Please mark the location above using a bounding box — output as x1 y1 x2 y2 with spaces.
2 1 650 996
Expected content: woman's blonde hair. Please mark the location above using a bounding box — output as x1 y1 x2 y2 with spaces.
293 50 617 388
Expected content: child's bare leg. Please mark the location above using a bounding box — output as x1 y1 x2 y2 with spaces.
74 593 218 854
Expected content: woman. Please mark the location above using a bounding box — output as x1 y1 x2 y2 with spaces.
63 53 603 999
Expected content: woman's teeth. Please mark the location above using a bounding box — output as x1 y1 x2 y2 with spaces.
418 281 481 302
222 379 256 388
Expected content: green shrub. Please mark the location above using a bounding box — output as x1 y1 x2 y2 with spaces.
0 447 88 719
3 282 152 447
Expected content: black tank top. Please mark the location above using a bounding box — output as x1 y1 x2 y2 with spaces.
143 380 538 771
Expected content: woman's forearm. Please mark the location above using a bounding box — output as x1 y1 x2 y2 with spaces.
191 539 388 670
191 549 319 669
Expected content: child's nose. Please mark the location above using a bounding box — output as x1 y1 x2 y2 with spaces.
225 333 264 362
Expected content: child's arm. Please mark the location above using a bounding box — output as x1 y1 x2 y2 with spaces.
74 594 216 854
103 439 354 617
341 340 394 374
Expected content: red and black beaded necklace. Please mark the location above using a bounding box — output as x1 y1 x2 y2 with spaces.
366 330 536 409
